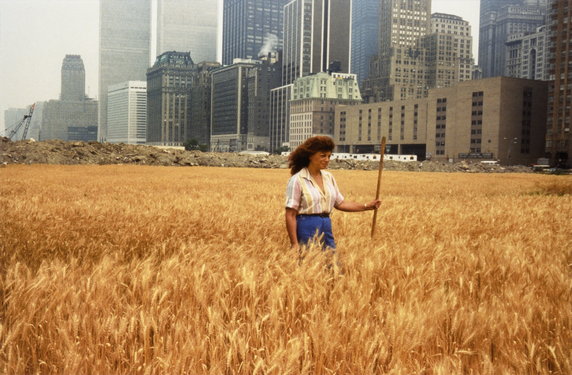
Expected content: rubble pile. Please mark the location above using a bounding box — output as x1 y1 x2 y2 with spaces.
0 138 533 173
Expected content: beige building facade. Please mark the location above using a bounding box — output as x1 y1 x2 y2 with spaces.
335 77 548 165
364 0 432 102
290 72 362 149
425 13 474 89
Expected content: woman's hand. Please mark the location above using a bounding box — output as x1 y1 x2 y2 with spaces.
364 199 381 211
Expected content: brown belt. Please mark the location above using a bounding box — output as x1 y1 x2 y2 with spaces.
297 213 330 218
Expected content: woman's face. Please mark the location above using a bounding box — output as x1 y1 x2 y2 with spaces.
309 150 332 170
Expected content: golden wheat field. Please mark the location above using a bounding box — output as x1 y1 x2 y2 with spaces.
0 165 571 374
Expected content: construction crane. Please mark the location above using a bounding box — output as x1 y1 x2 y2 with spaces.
6 104 35 141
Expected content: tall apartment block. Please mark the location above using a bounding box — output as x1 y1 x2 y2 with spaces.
271 0 352 152
99 0 151 142
505 25 550 80
364 0 432 102
478 0 546 78
146 52 195 146
61 55 86 102
425 13 474 89
289 72 362 149
107 81 147 144
351 0 380 86
222 0 288 65
546 0 572 167
157 0 218 63
335 77 548 165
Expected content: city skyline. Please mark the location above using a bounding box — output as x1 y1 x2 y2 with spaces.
0 0 480 132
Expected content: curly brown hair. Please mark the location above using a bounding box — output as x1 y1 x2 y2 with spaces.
288 136 335 175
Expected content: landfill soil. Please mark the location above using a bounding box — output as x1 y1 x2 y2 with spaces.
0 137 535 173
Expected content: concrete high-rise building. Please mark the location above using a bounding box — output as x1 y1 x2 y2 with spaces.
211 57 281 152
289 72 362 149
425 13 474 89
364 0 432 102
478 0 546 78
61 55 86 102
99 0 151 142
41 100 98 141
211 61 258 152
157 0 218 62
146 51 196 146
271 0 352 152
351 0 380 86
269 84 293 152
40 55 98 142
282 0 352 85
246 55 282 151
107 81 147 144
546 0 572 167
189 61 222 148
505 25 550 80
222 0 288 66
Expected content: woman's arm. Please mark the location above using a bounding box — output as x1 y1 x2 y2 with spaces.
285 208 299 248
335 199 381 212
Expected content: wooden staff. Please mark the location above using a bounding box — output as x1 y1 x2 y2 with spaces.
371 136 387 238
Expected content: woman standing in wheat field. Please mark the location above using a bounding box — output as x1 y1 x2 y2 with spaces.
285 136 381 251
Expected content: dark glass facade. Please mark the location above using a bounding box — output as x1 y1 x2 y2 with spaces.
351 0 380 86
222 0 288 65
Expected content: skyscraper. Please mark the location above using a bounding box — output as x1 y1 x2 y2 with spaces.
425 13 474 89
211 56 281 152
364 0 432 102
146 51 196 146
107 81 147 145
40 55 98 142
270 0 352 152
157 0 218 63
99 0 151 142
211 61 259 152
222 0 288 65
189 61 222 147
546 0 571 167
60 55 86 102
478 0 547 78
505 25 550 80
351 0 380 86
282 0 352 85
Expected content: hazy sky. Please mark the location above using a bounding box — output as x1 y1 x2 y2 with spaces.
0 0 481 132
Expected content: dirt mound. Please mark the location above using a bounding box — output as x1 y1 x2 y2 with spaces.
0 137 533 173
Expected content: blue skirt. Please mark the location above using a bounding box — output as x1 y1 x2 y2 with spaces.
296 215 336 249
